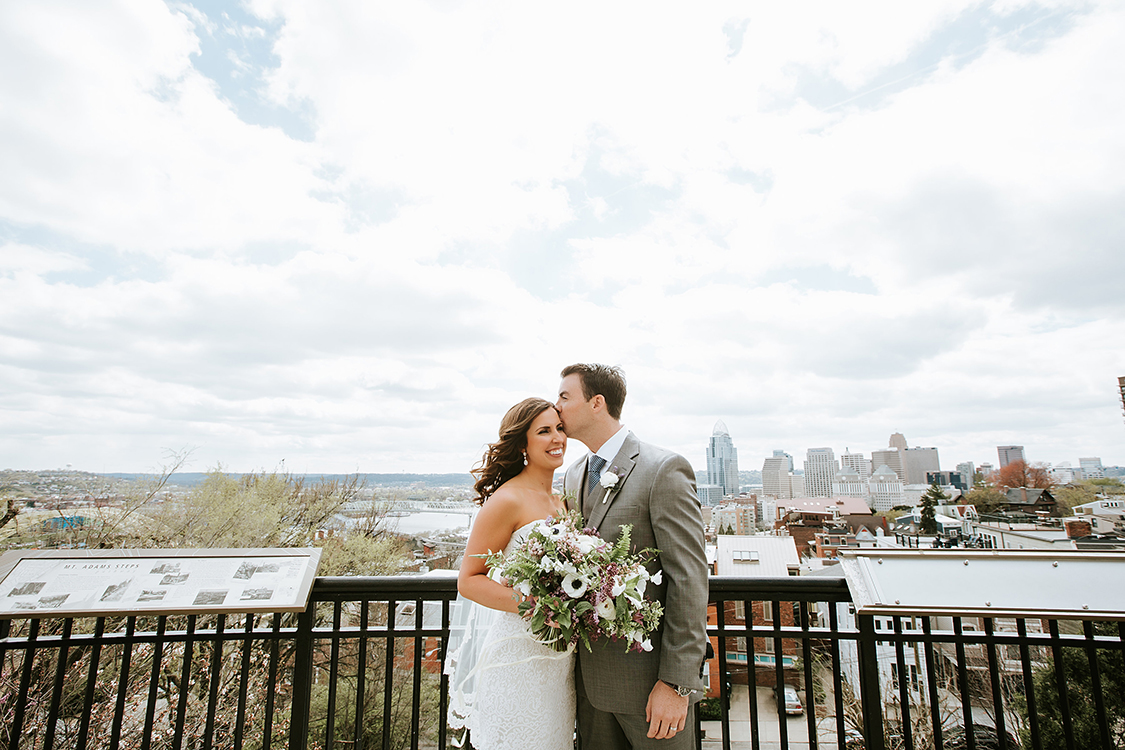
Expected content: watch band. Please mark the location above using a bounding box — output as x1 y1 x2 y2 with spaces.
664 681 694 697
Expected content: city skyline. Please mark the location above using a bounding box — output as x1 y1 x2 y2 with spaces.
2 2 1124 473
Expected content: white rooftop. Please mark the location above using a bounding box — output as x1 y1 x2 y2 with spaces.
715 535 799 577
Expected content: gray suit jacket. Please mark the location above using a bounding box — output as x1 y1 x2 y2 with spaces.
564 432 708 715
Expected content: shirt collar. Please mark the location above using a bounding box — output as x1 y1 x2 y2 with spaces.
593 424 629 465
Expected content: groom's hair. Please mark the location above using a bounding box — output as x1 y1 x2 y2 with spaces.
560 363 626 420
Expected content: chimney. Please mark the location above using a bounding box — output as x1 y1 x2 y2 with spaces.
1064 519 1092 539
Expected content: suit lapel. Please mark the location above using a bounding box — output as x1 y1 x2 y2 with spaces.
587 433 640 531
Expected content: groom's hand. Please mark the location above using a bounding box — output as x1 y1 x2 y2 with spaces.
645 681 688 739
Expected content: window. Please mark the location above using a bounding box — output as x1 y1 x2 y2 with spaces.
734 601 746 620
732 549 760 563
762 637 774 653
735 637 746 652
762 601 774 622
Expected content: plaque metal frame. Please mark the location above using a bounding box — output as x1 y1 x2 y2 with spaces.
0 547 322 618
838 548 1125 621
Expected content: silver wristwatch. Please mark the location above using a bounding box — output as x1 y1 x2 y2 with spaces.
664 681 694 697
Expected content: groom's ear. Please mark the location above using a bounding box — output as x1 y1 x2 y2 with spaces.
589 394 605 413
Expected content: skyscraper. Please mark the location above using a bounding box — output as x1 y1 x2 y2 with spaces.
956 461 976 483
841 450 871 479
706 420 740 496
762 454 791 500
871 449 905 482
803 447 838 498
902 447 940 485
889 432 908 450
997 445 1025 468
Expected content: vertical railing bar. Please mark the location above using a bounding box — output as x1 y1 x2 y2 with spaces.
202 614 227 750
76 617 107 750
355 601 370 750
9 617 40 750
436 599 447 750
714 598 731 750
290 604 316 750
263 614 282 750
411 598 424 750
383 598 397 750
892 616 913 750
233 613 255 750
772 600 788 750
1016 619 1041 750
140 615 167 750
109 616 137 749
799 601 817 750
326 602 342 750
921 617 943 750
952 618 976 750
45 618 74 750
983 619 1009 750
1048 619 1076 750
172 614 197 750
1082 620 1111 750
829 604 846 750
856 613 885 750
746 599 760 750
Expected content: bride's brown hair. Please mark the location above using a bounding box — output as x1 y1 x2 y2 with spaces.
471 397 556 504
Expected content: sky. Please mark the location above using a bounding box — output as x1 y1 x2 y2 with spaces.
2 0 1124 477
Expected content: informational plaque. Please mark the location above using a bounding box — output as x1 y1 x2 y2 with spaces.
0 548 321 618
838 548 1125 620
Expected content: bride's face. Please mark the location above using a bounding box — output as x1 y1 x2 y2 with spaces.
525 408 566 470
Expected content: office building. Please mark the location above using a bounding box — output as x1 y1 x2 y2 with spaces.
706 420 740 496
832 468 868 498
868 465 905 512
871 448 904 482
956 462 976 484
803 448 838 498
1079 457 1105 479
997 445 1025 468
903 447 940 485
889 432 908 451
841 450 871 479
762 452 799 500
697 484 725 506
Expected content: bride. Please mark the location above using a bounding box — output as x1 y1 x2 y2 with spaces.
445 397 576 750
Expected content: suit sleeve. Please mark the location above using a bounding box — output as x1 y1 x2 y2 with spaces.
649 452 709 691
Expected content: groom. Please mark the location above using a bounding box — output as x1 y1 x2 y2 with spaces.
556 363 708 749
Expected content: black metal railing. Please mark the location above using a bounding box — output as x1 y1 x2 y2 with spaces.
1 576 1122 749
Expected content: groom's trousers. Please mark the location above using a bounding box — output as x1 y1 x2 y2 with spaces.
576 668 696 750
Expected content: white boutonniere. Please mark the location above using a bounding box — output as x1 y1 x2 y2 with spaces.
600 469 621 504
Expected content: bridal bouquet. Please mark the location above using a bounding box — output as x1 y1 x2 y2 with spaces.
483 509 664 653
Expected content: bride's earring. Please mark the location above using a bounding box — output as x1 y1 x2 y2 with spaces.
522 451 528 466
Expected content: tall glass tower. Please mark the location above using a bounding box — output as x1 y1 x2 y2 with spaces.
706 420 740 496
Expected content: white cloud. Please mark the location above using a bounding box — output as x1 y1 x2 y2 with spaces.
0 0 1122 473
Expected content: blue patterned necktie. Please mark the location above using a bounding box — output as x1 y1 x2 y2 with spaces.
587 455 607 496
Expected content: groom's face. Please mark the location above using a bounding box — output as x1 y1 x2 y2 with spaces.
556 373 594 440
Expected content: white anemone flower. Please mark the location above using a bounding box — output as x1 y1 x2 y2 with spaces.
575 535 599 554
515 581 532 597
640 638 653 652
562 574 589 598
651 570 663 585
595 598 616 620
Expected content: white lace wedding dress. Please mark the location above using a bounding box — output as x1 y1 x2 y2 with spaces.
445 521 576 750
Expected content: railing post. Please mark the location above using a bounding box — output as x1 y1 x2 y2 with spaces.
290 605 316 750
857 613 886 750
